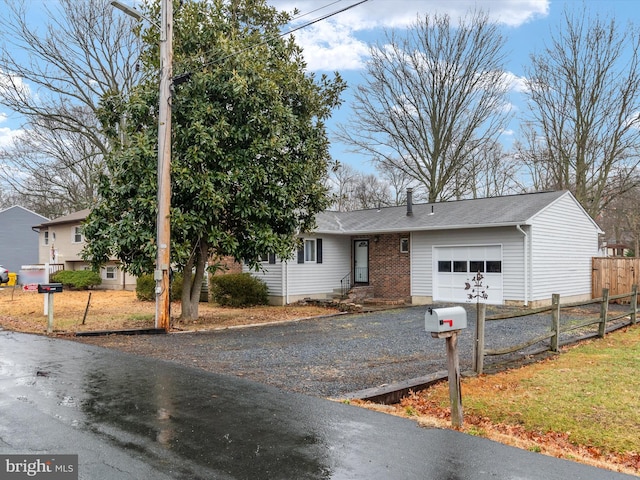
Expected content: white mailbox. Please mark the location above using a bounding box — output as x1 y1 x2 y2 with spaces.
425 306 467 333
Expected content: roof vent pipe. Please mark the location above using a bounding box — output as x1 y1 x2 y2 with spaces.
406 188 413 216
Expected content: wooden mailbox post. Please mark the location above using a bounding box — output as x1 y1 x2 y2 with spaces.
426 306 467 427
38 283 63 334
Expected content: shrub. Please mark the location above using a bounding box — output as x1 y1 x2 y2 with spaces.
210 273 268 307
136 272 183 302
136 274 155 301
51 270 101 290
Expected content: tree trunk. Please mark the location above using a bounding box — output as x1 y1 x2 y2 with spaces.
180 240 208 321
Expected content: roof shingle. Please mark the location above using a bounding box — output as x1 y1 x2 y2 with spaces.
315 190 571 234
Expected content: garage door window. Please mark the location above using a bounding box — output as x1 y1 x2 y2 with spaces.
486 261 502 273
469 261 484 273
453 261 467 272
438 261 451 272
434 245 503 304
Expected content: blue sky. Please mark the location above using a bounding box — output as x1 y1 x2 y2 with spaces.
270 0 640 173
2 0 640 176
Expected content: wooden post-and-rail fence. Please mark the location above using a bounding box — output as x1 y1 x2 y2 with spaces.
474 286 638 375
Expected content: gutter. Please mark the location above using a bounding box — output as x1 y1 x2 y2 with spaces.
516 225 529 306
315 222 529 236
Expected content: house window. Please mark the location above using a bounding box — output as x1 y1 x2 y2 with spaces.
259 253 276 264
73 226 83 243
304 239 316 262
103 266 117 280
43 231 56 245
297 238 323 264
400 238 409 253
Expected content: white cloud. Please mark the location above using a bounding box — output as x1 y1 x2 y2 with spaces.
0 112 24 148
0 126 23 148
0 69 30 98
273 0 549 30
291 21 369 71
503 71 529 93
270 0 549 70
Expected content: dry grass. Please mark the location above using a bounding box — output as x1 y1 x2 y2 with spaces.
0 287 341 334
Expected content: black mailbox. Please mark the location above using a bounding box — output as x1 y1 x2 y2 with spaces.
38 283 63 293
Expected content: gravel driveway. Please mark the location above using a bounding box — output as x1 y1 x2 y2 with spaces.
75 303 629 398
78 306 452 397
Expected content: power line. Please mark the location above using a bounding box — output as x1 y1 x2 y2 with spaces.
289 0 345 23
173 0 370 83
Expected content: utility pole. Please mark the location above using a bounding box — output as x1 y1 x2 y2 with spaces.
156 0 172 331
110 0 172 331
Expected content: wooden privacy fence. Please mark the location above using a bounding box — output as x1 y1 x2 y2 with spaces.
473 286 638 375
592 257 639 299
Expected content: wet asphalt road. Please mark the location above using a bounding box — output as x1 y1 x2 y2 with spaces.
76 304 587 398
0 329 634 479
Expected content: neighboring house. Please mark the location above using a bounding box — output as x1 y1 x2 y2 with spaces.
33 210 136 290
0 206 49 273
602 241 631 257
248 190 603 307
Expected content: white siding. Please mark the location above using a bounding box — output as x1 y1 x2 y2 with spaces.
286 235 351 297
246 262 284 297
529 194 600 301
246 234 351 303
412 227 525 303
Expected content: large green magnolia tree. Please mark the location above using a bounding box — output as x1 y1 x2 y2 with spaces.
83 0 345 320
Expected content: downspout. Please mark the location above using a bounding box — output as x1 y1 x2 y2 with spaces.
284 259 289 305
516 225 529 306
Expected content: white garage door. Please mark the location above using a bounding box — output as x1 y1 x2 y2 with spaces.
434 245 503 305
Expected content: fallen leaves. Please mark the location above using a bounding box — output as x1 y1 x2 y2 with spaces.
355 388 640 476
0 288 341 334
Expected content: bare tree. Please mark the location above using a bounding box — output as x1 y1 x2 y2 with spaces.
0 108 103 218
0 0 141 215
353 173 392 210
466 142 521 198
376 161 425 205
598 175 640 256
338 11 511 202
512 122 561 193
523 7 640 218
326 163 393 211
325 163 360 211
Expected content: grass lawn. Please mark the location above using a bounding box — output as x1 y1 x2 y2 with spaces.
354 324 640 475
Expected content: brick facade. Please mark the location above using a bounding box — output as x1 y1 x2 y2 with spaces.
211 255 243 275
353 233 411 300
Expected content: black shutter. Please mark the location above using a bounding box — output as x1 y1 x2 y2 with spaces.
268 253 276 264
297 245 305 263
316 239 323 264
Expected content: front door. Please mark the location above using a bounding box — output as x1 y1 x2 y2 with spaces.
354 240 369 283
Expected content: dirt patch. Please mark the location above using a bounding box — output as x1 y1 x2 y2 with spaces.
0 287 341 334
